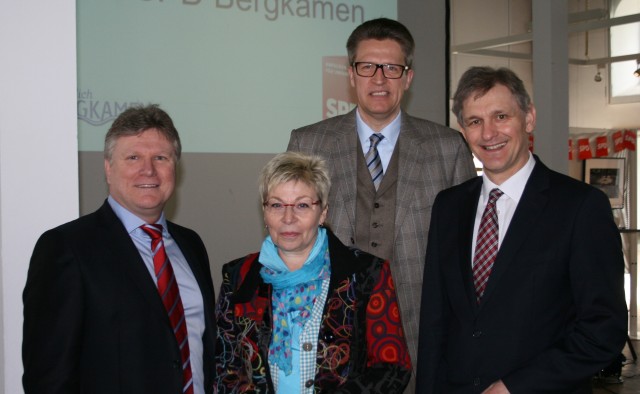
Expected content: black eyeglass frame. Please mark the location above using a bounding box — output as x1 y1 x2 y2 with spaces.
352 62 410 79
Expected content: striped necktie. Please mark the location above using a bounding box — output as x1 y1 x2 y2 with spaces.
365 133 385 190
141 224 194 394
472 188 503 303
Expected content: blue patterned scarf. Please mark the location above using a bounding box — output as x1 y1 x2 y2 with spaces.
259 227 330 375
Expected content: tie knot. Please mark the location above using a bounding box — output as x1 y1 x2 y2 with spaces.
141 224 163 240
369 133 384 148
488 188 504 204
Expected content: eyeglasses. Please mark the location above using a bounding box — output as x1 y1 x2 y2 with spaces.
352 62 409 79
263 199 321 216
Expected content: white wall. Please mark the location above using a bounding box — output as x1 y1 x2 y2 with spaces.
567 0 640 129
450 0 533 121
0 2 78 393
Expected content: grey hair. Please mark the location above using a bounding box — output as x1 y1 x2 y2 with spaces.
452 66 532 124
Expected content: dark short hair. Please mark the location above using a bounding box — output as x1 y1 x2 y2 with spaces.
104 104 181 162
259 152 331 210
346 18 415 68
452 66 532 124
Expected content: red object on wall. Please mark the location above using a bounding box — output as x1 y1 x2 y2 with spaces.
624 129 636 151
613 130 625 152
322 56 356 119
577 138 593 160
595 136 609 157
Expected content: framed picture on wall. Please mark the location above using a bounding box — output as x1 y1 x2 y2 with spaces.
584 158 625 209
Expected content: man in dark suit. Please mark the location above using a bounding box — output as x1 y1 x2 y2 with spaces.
288 19 476 391
416 66 628 393
23 105 216 394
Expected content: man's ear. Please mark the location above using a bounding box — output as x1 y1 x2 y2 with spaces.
525 104 536 134
104 159 112 185
404 68 414 90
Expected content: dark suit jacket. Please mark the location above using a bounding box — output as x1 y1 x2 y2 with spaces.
23 201 216 394
288 109 477 376
416 157 628 393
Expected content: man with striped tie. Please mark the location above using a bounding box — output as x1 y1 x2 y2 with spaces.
23 105 216 394
288 18 476 392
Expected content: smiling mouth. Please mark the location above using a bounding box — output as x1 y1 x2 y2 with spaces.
483 142 507 151
136 184 159 188
370 91 388 96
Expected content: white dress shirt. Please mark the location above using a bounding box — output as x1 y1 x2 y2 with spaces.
471 153 536 264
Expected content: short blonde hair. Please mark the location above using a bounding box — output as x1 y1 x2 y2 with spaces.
259 152 331 209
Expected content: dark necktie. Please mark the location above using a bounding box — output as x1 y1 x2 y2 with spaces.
472 188 504 303
365 133 385 190
141 224 194 394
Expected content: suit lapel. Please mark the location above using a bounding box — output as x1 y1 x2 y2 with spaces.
96 202 168 319
329 110 359 231
459 180 483 308
395 114 426 236
170 224 215 312
479 160 550 306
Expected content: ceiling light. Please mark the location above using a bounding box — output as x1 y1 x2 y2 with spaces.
594 71 602 82
594 64 604 83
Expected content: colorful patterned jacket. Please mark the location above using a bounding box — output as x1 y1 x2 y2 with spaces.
214 230 411 393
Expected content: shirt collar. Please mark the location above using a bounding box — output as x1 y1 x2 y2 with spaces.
107 195 168 235
481 152 536 204
355 109 401 150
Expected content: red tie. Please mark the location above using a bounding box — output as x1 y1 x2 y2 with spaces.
472 188 503 303
141 224 194 394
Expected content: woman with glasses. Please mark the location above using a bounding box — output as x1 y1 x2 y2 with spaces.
214 151 411 393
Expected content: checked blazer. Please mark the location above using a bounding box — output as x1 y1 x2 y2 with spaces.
287 108 477 373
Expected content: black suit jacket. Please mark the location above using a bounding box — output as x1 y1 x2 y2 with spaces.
23 201 216 394
416 157 628 393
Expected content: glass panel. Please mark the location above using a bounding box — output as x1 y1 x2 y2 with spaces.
610 0 640 102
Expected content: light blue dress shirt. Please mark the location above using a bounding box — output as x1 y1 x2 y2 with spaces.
356 109 402 173
108 196 206 394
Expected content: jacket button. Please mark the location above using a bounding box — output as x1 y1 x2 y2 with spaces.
374 202 380 208
305 379 314 388
302 342 312 351
472 330 482 338
372 222 379 228
323 332 335 342
371 242 378 247
350 237 355 244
